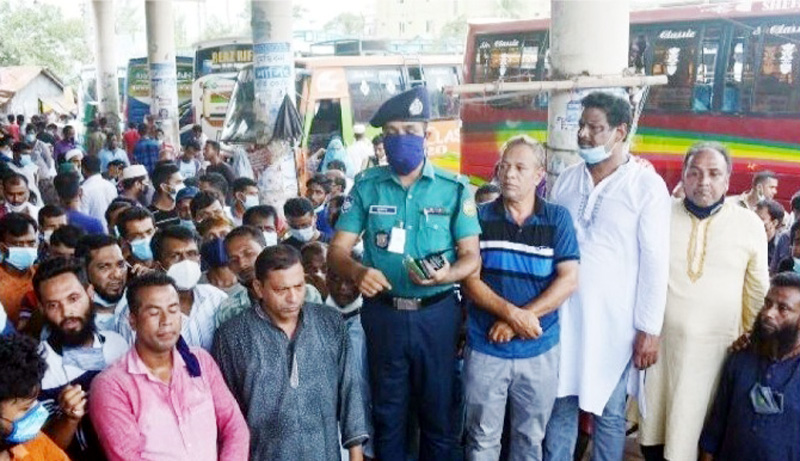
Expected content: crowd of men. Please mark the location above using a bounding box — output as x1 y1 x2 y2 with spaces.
0 87 797 461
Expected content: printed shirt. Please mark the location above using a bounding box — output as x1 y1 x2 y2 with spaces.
212 303 369 461
335 161 481 298
469 196 579 359
89 346 250 461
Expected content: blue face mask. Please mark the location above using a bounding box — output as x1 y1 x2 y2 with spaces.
130 237 153 261
5 402 49 444
383 134 425 175
179 219 196 231
577 136 617 165
578 145 611 165
4 247 38 271
19 155 33 167
793 258 800 274
25 134 36 144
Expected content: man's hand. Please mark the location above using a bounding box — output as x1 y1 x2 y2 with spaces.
488 320 515 343
409 259 451 286
506 308 543 339
633 330 660 370
729 332 751 353
58 384 87 421
356 267 392 297
128 263 154 278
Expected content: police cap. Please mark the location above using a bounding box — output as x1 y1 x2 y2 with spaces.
369 86 430 128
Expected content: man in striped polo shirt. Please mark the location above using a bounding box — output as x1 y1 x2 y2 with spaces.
462 135 580 461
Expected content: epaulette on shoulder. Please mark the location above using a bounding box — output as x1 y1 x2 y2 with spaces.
354 166 390 183
434 166 468 185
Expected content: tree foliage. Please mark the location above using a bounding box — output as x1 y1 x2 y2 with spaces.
0 0 91 85
324 12 365 38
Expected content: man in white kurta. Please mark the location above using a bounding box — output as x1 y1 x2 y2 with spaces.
544 92 670 461
639 143 769 461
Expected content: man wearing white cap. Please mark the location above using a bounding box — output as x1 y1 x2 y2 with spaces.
120 165 150 206
347 123 374 174
64 148 83 177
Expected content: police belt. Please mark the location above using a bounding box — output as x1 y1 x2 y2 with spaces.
374 290 453 311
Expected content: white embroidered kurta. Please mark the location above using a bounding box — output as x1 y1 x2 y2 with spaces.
550 159 670 415
639 200 769 461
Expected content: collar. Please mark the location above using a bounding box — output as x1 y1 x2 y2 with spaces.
385 159 436 184
9 441 30 459
254 301 305 331
683 197 725 219
493 194 544 219
325 295 363 316
127 345 183 382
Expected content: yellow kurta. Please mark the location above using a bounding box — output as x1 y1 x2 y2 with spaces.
639 200 769 461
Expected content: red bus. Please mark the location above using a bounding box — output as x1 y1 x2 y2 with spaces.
461 1 800 202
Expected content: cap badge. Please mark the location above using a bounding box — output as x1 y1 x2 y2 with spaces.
409 98 423 117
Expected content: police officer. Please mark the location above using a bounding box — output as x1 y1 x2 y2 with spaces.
329 86 481 461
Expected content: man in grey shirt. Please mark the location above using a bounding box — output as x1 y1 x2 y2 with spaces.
213 244 369 460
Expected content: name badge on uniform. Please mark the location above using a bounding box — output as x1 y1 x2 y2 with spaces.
369 205 397 215
388 226 406 254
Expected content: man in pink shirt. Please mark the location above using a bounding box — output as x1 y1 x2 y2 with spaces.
88 272 250 461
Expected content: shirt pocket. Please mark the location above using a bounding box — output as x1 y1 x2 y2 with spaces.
366 214 398 251
418 214 452 256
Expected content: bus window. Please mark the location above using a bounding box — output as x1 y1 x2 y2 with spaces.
423 66 460 120
646 26 700 111
473 32 546 108
693 26 722 112
752 21 800 114
722 25 759 114
346 67 404 123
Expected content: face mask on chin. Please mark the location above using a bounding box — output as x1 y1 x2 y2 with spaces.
578 129 620 166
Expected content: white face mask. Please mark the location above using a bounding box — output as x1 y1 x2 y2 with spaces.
167 259 202 291
243 194 259 210
263 231 278 247
7 202 28 213
290 226 315 243
43 229 54 245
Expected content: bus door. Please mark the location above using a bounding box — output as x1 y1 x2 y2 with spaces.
305 67 350 153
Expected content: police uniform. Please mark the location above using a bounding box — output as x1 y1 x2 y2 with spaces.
335 87 481 461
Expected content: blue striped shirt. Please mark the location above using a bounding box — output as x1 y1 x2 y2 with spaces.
468 196 579 359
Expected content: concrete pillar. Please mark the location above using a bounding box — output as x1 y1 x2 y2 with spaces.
145 0 180 145
546 0 629 184
92 0 121 133
251 0 297 210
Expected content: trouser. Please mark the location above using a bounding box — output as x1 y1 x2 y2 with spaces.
640 444 665 461
543 364 631 461
361 294 460 461
463 346 560 461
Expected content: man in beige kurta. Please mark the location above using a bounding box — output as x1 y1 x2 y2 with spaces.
639 142 770 461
